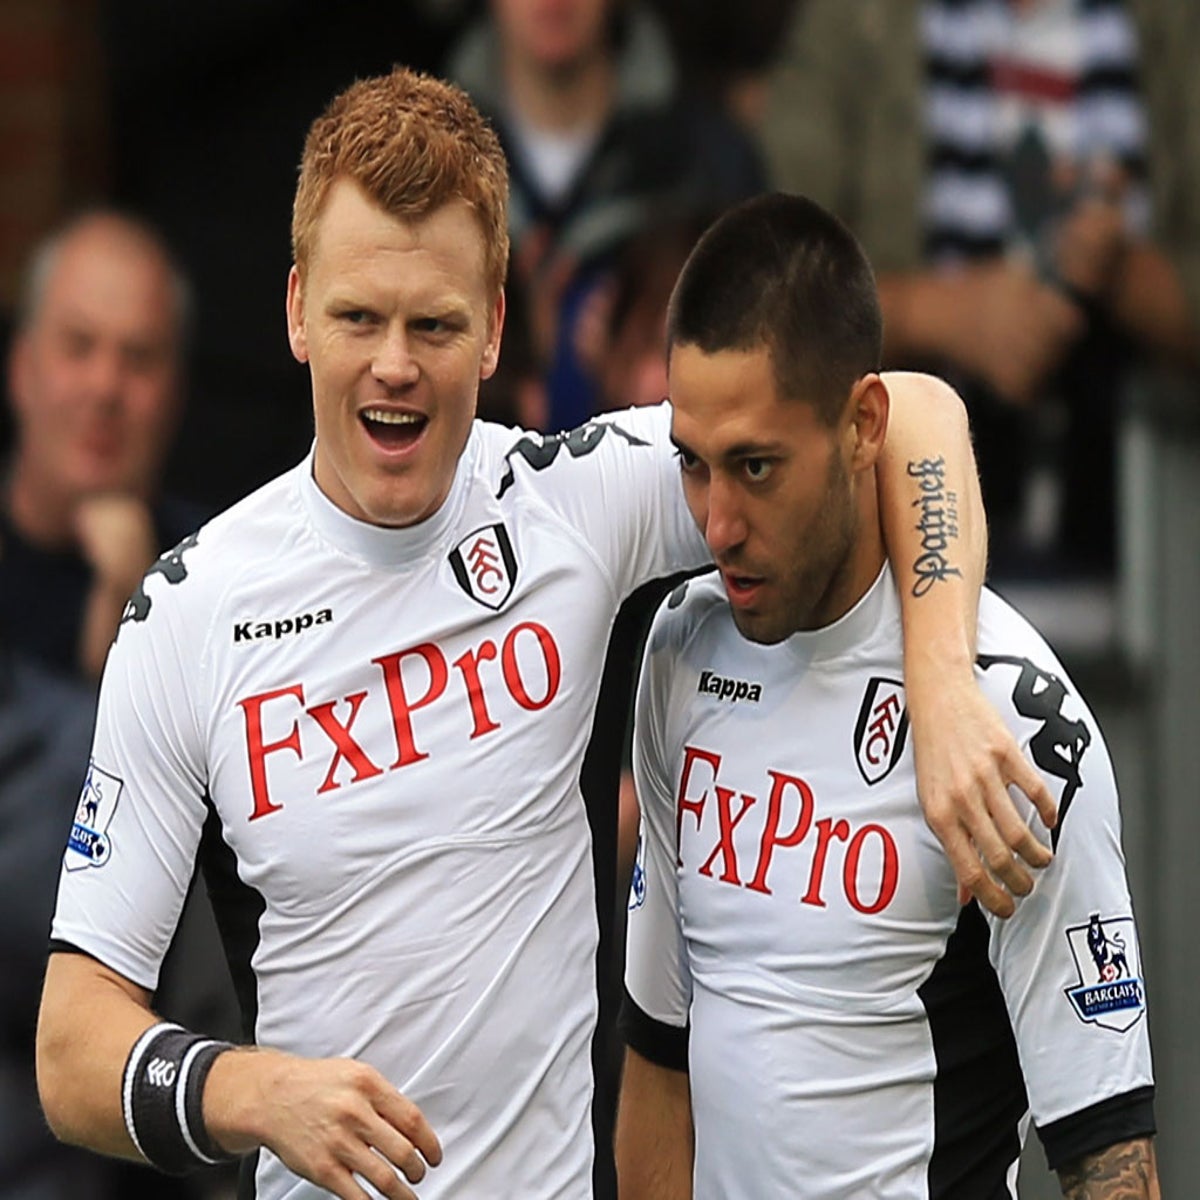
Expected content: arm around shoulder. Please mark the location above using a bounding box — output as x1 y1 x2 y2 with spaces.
875 372 1058 917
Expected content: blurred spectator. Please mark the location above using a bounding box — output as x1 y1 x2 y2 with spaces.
645 0 800 130
0 214 237 1199
578 209 713 414
445 0 766 431
1133 0 1200 374
0 634 108 1200
761 0 1196 577
2 211 202 681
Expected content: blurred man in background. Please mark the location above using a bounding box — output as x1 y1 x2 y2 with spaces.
2 210 201 681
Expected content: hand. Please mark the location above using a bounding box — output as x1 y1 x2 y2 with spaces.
946 261 1084 405
1053 195 1129 302
205 1048 442 1200
908 669 1057 918
75 493 160 678
74 493 159 596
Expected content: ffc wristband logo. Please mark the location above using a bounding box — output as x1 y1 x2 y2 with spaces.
449 523 518 611
66 761 124 871
1063 913 1146 1032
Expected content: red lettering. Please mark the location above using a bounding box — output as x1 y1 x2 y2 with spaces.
307 691 383 794
799 817 851 907
373 643 448 768
501 622 561 711
866 694 902 765
239 684 305 820
844 823 900 914
676 745 722 864
452 641 501 738
698 785 757 884
747 771 815 895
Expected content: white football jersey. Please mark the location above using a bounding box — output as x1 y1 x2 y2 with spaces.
51 404 708 1200
624 566 1154 1200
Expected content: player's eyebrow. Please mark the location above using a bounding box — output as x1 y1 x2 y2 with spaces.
670 432 787 461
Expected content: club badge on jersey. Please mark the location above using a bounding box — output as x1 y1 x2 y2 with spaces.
854 677 909 786
1063 913 1147 1033
65 759 124 871
449 522 518 610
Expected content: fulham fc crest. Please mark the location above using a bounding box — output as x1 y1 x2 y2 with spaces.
450 523 518 610
854 677 909 785
65 760 124 871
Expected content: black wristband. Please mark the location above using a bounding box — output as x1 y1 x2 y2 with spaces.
122 1022 238 1174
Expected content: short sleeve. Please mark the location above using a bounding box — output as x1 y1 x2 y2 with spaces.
50 574 210 992
621 600 692 1068
976 647 1155 1166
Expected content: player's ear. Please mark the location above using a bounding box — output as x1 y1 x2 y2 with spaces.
848 373 888 471
480 288 506 380
285 265 309 364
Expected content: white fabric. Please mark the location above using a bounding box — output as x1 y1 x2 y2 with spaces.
52 403 708 1200
626 565 1154 1199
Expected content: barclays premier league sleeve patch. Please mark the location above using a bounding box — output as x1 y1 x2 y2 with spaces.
65 760 124 871
628 829 647 912
1063 913 1146 1032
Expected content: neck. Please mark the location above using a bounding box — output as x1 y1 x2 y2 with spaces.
812 471 887 630
502 45 615 134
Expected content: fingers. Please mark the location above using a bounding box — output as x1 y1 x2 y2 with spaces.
1004 749 1058 832
340 1145 422 1200
263 1055 441 1200
374 1085 443 1170
934 819 1015 918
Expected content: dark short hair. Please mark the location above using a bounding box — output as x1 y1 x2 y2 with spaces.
666 192 882 424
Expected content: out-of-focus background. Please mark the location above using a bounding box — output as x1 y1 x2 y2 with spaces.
0 1 1195 1197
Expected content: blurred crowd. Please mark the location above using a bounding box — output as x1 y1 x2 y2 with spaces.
0 0 1196 1197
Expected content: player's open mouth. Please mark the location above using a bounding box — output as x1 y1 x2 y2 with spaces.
722 572 764 606
361 408 427 450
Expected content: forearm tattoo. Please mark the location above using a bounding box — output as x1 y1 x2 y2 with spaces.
1058 1137 1159 1199
906 456 961 596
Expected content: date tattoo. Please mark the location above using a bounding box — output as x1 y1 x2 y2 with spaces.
907 456 961 597
1058 1137 1159 1199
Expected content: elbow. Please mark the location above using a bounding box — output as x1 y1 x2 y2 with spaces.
36 1004 87 1146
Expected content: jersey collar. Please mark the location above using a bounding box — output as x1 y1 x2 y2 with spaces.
297 431 478 569
783 562 896 666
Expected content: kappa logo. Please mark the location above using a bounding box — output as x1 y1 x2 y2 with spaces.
854 677 909 786
118 530 200 633
234 608 333 643
65 760 124 871
449 523 518 610
978 654 1091 848
697 669 762 704
1063 913 1146 1032
495 420 651 499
